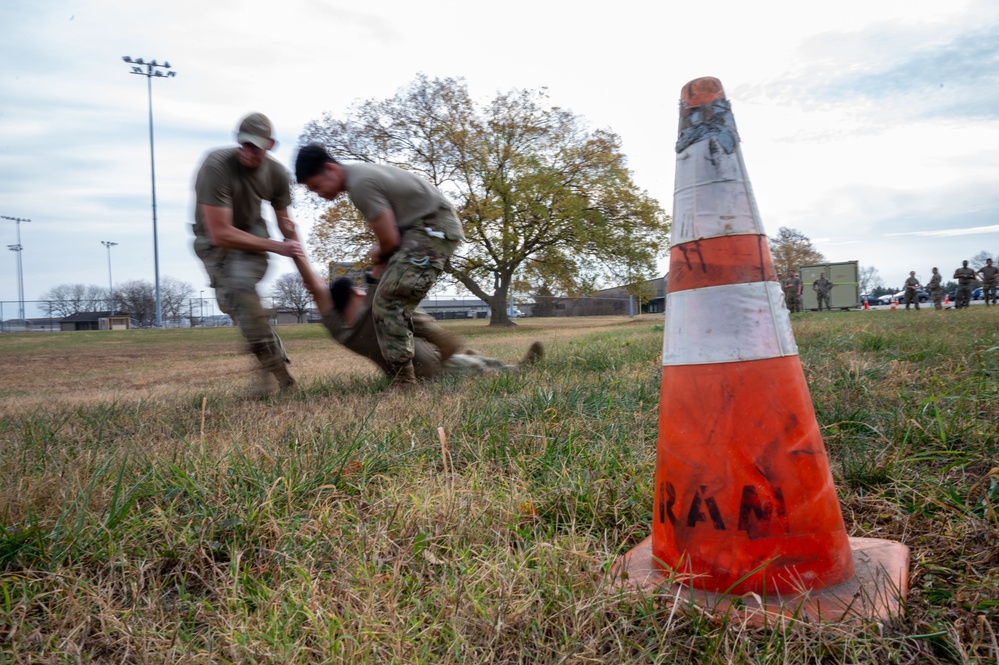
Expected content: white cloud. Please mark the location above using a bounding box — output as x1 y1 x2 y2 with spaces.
885 224 999 238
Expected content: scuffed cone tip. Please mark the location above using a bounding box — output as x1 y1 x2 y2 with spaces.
681 77 725 107
675 77 740 155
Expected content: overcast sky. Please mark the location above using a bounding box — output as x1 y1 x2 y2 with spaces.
2 0 998 315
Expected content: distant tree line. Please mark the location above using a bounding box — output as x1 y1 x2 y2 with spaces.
39 278 195 325
38 273 322 326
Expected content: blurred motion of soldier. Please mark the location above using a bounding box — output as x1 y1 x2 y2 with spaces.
192 113 305 395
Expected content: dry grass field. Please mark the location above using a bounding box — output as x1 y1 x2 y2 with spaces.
1 311 997 663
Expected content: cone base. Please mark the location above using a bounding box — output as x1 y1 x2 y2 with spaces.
612 536 909 625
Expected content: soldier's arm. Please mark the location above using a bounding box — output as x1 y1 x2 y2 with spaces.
275 208 299 242
292 255 333 315
367 208 401 265
201 204 304 257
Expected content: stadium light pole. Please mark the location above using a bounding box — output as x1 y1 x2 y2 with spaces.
2 215 31 322
121 55 175 327
102 241 118 315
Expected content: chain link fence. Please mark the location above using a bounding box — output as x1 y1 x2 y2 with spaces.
1 294 657 333
0 298 294 333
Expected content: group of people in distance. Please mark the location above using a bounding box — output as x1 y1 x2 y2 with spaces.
192 113 542 395
779 270 834 313
777 259 998 313
894 259 996 310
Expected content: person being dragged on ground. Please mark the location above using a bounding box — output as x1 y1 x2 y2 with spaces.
293 255 542 382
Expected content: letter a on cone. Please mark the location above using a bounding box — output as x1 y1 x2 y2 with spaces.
615 78 908 622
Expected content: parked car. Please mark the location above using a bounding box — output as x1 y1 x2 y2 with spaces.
949 288 980 306
890 289 929 304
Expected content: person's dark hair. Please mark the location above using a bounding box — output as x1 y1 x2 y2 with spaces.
329 277 355 312
295 143 338 183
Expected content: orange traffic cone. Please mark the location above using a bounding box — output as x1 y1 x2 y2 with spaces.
614 77 908 623
863 297 869 310
944 293 950 305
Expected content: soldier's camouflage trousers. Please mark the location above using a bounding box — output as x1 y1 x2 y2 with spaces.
193 236 289 372
372 214 460 368
785 293 802 313
956 285 973 308
816 292 830 311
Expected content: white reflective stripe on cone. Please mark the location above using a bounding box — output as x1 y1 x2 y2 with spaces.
671 141 765 245
663 281 797 366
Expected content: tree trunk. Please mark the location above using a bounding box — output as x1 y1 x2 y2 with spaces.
452 272 516 327
488 303 514 327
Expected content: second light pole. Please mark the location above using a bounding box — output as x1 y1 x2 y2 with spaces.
2 215 31 322
102 241 118 315
122 55 176 327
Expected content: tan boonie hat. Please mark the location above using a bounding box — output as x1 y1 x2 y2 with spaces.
236 112 274 150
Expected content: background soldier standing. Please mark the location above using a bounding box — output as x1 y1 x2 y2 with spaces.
977 258 997 306
903 271 921 310
812 271 833 312
193 113 304 394
784 270 803 313
927 267 943 310
953 260 976 309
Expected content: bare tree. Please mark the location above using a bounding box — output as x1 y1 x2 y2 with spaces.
40 284 108 317
270 272 314 323
116 280 155 326
970 250 994 268
858 266 883 295
160 276 195 321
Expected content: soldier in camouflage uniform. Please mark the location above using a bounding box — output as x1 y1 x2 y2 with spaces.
927 267 944 310
903 271 922 310
295 144 465 388
193 113 304 394
977 258 997 306
812 272 833 312
953 260 976 309
784 270 803 313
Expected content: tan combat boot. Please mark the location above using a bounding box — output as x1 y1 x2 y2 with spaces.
249 340 296 397
389 362 418 391
521 341 544 366
272 364 297 393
